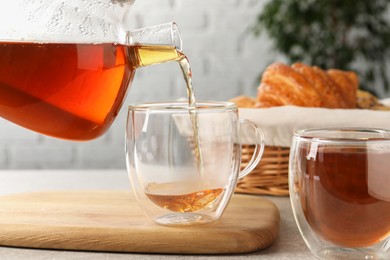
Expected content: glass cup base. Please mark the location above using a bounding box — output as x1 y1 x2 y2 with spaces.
316 246 388 260
154 213 216 226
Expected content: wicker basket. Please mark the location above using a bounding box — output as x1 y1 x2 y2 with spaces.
235 145 290 196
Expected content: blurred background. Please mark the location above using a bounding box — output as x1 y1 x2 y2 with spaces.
0 0 389 169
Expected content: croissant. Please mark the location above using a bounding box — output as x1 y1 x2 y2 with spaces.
256 63 358 108
229 95 257 108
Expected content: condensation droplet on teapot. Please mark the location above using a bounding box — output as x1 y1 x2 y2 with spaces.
49 2 66 28
98 18 108 37
80 0 96 15
64 23 72 33
97 1 107 7
79 16 93 36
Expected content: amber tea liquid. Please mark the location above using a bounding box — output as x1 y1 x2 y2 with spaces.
145 182 224 212
299 146 390 247
0 42 185 140
0 42 130 140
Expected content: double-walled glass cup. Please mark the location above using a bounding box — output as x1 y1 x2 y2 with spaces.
289 128 390 259
126 101 265 226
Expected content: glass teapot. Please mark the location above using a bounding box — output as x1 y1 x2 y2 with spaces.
0 0 182 141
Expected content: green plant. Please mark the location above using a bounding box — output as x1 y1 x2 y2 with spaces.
253 0 390 96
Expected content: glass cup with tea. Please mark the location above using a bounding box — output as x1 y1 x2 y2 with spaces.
0 0 183 140
125 101 265 226
289 128 390 259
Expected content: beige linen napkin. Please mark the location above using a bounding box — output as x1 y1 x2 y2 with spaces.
239 101 390 147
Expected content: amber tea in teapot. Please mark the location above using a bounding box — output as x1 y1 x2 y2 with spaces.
0 42 181 140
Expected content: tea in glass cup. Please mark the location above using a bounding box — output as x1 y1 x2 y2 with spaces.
289 128 390 259
126 101 264 226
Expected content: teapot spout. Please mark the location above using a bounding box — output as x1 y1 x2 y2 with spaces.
126 22 183 69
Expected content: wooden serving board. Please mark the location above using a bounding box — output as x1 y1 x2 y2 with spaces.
0 191 280 254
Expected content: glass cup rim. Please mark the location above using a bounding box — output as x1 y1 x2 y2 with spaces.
293 127 390 143
128 101 237 112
